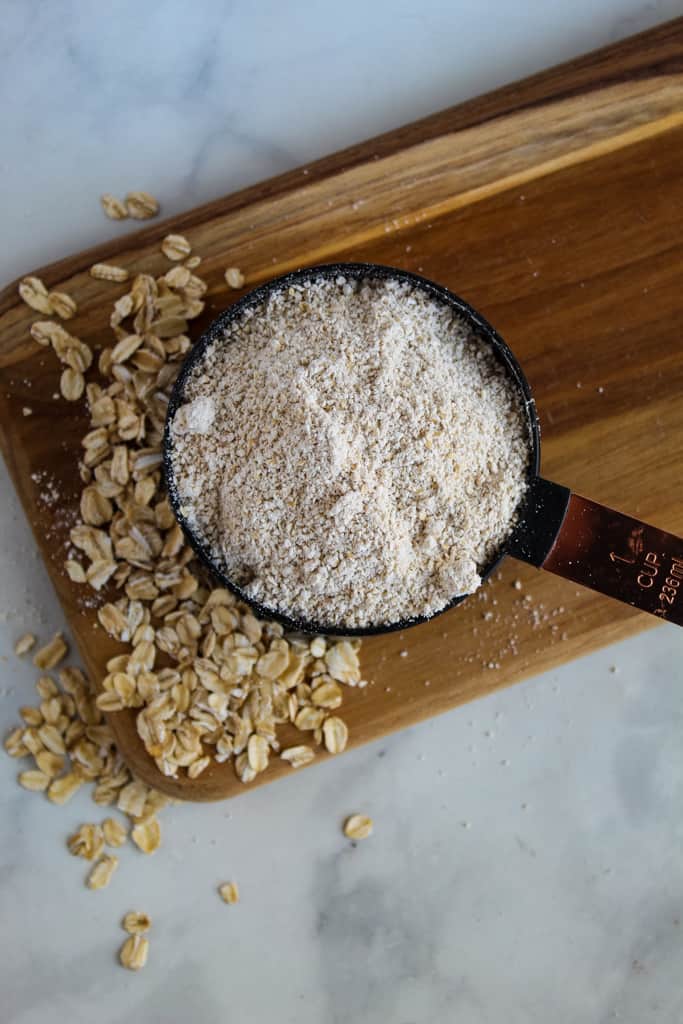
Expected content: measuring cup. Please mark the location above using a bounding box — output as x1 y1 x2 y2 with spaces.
163 263 683 636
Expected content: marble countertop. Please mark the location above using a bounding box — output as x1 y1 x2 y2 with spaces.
2 3 682 1022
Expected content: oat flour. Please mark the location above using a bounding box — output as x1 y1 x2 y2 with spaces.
169 274 530 627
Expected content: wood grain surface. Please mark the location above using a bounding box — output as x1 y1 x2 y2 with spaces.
1 19 682 800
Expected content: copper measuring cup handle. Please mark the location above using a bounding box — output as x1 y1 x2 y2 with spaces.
507 477 683 627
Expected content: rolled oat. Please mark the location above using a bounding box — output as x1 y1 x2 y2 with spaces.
218 881 239 904
101 194 128 220
119 934 149 970
87 854 119 889
343 814 373 840
125 192 159 220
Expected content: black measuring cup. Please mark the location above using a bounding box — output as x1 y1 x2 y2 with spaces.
164 263 683 635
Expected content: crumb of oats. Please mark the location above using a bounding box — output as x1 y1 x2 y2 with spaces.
218 881 240 904
22 407 33 417
399 650 408 658
224 267 245 289
343 814 373 840
513 579 523 590
14 633 36 656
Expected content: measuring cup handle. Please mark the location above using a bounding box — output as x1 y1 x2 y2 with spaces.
507 476 683 626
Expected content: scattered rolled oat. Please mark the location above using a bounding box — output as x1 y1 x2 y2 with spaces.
164 265 191 289
33 633 68 670
131 816 161 854
280 745 315 768
90 263 130 283
47 771 84 805
161 234 192 261
122 911 151 935
119 934 149 970
4 728 29 758
35 676 58 699
117 780 148 818
322 716 348 754
325 642 361 685
18 769 50 792
310 637 326 658
224 267 245 289
111 332 143 364
14 221 362 806
3 623 174 964
87 854 119 890
21 706 42 726
60 368 85 402
218 881 239 904
187 756 211 779
103 818 128 848
247 734 269 774
343 814 373 840
64 560 86 583
30 321 61 347
101 194 128 220
311 680 343 709
18 276 52 314
67 823 105 860
51 331 92 371
14 633 36 656
2 234 382 983
35 750 65 777
125 191 159 220
48 291 77 320
295 706 324 731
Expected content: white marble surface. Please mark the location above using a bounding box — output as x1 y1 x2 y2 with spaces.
2 2 683 1022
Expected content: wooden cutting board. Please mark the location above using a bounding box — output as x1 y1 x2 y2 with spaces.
1 20 682 800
